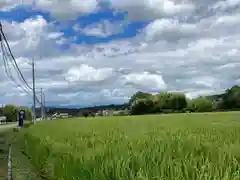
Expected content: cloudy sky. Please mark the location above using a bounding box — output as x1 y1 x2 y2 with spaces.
0 0 239 107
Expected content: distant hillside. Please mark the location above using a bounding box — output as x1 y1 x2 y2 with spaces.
79 103 129 112
3 103 129 118
40 103 129 117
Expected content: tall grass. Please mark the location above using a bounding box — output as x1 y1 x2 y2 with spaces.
16 112 240 180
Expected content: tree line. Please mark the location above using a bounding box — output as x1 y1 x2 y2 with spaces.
129 85 240 115
0 104 32 122
0 85 239 121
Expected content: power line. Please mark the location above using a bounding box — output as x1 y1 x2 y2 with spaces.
1 36 32 96
0 22 33 90
2 40 31 91
0 22 42 107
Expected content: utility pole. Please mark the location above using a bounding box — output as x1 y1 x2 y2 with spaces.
32 58 36 123
43 92 45 120
40 88 43 120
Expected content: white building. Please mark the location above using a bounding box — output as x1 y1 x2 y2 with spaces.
51 112 69 119
0 116 6 124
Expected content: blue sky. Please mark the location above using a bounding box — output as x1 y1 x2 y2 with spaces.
0 6 142 42
0 0 239 107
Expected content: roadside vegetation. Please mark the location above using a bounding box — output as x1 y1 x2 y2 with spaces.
0 105 32 123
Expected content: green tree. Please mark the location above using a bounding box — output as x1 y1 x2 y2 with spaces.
2 104 18 122
221 85 240 109
0 108 3 116
154 92 171 110
130 98 156 115
187 97 213 112
129 91 152 107
153 92 187 111
169 93 187 111
130 91 188 115
82 110 90 117
2 105 32 122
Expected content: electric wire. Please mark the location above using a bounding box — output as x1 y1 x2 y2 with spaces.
0 23 41 105
0 22 33 90
1 35 31 91
1 37 31 96
1 38 41 104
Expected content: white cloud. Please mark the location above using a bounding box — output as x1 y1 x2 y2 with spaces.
0 0 195 21
109 0 195 21
212 0 240 10
216 14 240 24
0 15 61 58
73 20 124 37
143 19 197 41
47 32 64 40
0 0 24 11
65 64 113 83
185 89 218 99
0 0 99 19
192 76 218 88
34 0 99 19
122 72 167 92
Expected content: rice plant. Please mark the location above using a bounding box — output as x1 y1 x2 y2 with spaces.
16 112 240 180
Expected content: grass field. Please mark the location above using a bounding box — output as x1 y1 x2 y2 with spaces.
16 112 240 180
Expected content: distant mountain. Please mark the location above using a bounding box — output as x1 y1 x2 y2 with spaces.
52 105 83 109
11 103 129 118
40 103 129 117
78 103 129 111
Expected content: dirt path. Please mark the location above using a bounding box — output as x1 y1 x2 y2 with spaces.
0 124 42 180
0 130 9 180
